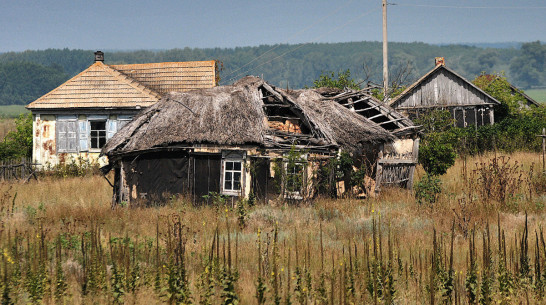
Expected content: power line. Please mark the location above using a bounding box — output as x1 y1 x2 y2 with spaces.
227 6 381 84
393 3 546 9
222 0 355 82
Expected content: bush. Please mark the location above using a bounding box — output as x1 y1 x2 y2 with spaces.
414 110 457 176
414 173 442 206
0 113 32 161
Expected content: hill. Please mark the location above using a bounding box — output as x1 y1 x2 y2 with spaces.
0 41 544 106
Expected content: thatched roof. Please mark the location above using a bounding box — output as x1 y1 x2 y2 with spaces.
102 76 393 156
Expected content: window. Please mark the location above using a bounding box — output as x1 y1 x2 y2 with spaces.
90 121 107 149
223 160 242 194
57 119 78 153
285 162 304 198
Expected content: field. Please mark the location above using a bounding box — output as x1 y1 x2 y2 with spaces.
0 118 16 139
0 105 29 118
0 152 546 304
526 89 546 104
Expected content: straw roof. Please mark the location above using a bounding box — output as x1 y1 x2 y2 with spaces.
102 76 393 156
27 60 216 110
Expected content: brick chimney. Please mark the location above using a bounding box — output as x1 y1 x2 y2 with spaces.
435 57 445 66
94 51 104 62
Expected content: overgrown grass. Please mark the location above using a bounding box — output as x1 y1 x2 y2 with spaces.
0 105 29 118
0 153 545 304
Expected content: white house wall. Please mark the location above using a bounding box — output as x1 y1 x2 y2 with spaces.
32 113 134 168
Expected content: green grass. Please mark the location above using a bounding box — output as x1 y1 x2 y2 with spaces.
0 104 29 118
526 89 546 103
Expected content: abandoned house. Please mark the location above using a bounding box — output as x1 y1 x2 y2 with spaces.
100 76 405 205
26 51 216 167
388 58 501 128
315 87 420 190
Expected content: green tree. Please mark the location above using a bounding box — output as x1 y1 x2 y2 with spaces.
473 72 526 121
0 113 33 160
414 110 457 176
311 69 360 90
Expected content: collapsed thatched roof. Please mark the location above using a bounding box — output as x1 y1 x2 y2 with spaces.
102 76 393 156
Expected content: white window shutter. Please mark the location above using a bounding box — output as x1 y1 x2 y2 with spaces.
67 121 78 152
107 119 117 140
57 121 67 152
78 120 89 151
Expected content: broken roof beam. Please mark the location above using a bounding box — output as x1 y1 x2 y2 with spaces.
377 118 406 125
260 84 284 103
338 96 372 107
267 115 301 121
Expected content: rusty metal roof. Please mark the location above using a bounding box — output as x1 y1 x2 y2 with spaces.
27 60 216 109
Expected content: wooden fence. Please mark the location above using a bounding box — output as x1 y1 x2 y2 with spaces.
0 157 38 182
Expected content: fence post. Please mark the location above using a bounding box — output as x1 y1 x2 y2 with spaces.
542 128 546 172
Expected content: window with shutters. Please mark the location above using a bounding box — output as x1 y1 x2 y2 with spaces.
57 119 78 153
90 121 107 149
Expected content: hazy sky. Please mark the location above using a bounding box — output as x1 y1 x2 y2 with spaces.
1 0 545 52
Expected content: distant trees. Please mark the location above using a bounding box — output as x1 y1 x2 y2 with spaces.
509 41 546 88
0 41 545 106
0 61 68 105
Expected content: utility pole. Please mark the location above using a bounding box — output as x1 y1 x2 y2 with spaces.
382 0 388 101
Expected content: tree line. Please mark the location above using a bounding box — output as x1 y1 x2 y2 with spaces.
0 41 544 106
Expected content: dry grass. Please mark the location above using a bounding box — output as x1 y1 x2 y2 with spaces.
0 152 545 304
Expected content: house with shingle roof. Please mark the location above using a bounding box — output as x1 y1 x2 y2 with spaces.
26 51 216 167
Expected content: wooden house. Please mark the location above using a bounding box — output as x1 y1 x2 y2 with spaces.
389 58 501 128
26 51 216 167
100 76 395 205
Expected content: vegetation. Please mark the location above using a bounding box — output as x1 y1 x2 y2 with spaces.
310 69 360 90
0 152 544 304
0 113 32 161
0 61 67 105
0 41 545 107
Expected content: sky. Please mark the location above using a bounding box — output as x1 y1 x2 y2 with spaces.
1 0 545 52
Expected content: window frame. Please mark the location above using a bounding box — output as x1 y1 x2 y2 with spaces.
282 153 307 200
221 151 245 196
89 120 107 150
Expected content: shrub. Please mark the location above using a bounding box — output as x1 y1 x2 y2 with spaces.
0 113 32 161
414 173 442 206
414 110 457 176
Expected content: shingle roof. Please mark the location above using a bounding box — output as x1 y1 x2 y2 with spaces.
111 61 216 95
27 60 216 110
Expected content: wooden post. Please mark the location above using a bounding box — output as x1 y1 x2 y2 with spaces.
382 0 388 100
407 138 420 189
542 128 545 172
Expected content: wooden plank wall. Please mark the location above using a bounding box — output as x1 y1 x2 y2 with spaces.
375 139 419 192
397 70 492 108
